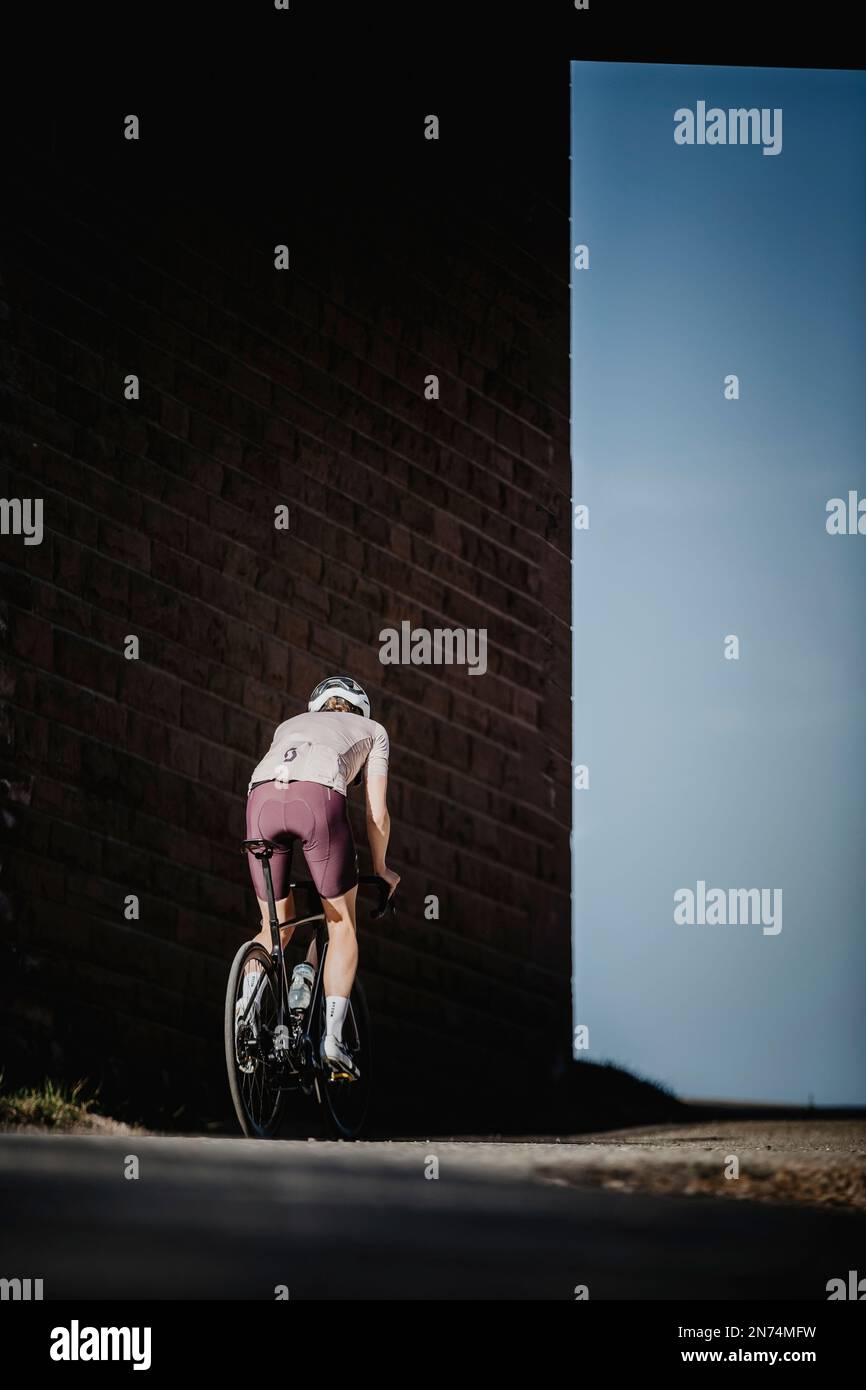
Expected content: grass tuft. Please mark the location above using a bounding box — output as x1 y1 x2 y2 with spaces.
0 1072 100 1129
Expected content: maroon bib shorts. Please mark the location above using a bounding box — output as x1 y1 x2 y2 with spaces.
245 780 358 903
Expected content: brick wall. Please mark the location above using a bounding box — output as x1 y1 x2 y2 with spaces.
0 67 571 1132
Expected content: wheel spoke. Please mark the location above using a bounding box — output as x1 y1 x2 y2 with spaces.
226 944 285 1137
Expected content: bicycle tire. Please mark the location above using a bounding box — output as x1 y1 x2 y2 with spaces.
224 940 287 1138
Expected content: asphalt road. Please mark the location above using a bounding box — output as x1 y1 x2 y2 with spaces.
1 1129 863 1299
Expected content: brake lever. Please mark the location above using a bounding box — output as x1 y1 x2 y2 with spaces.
369 877 397 921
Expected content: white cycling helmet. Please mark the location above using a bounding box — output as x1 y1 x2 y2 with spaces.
308 675 371 720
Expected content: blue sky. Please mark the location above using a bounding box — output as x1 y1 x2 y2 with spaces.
570 62 866 1104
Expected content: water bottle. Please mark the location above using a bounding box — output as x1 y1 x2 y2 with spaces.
288 962 315 1012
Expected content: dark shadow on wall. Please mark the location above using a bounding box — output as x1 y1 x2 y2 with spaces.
0 59 572 1134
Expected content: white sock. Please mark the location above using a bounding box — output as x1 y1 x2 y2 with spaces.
241 968 262 1009
325 996 349 1043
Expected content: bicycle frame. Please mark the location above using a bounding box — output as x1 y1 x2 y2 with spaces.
241 840 325 1071
240 838 388 1086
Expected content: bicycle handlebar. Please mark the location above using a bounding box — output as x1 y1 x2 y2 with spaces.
356 874 397 921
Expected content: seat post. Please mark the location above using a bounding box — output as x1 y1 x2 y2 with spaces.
261 850 281 955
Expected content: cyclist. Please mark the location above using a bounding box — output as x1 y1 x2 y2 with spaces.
242 676 399 1079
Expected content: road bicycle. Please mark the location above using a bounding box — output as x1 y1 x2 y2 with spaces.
225 837 393 1140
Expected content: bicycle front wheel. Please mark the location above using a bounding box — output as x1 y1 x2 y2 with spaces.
224 940 286 1138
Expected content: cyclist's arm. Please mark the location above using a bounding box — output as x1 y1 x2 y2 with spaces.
364 773 391 874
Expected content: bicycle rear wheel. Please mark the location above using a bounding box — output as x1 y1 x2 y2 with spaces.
319 974 372 1140
224 941 286 1138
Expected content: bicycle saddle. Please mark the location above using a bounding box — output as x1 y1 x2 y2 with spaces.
241 838 280 859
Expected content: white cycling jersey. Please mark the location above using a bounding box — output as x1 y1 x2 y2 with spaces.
247 710 390 798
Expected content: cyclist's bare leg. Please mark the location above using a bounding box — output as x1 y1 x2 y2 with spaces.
321 885 359 998
252 891 297 952
237 895 302 1013
250 881 360 991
